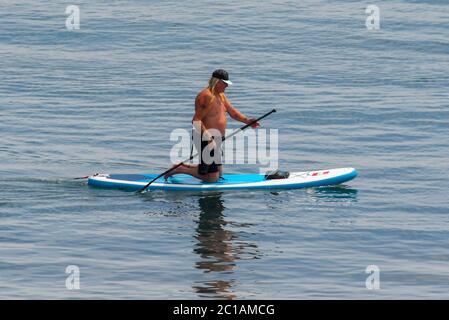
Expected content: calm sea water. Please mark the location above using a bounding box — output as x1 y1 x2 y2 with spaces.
1 0 449 299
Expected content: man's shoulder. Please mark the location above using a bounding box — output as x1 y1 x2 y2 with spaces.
196 88 211 99
196 88 213 105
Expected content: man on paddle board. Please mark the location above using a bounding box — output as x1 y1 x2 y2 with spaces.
164 69 260 182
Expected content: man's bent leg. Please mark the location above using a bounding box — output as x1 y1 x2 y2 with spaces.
205 171 220 183
164 164 213 182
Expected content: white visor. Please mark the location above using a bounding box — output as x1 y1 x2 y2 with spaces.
221 79 233 85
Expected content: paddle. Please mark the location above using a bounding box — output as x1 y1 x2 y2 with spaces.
137 108 277 193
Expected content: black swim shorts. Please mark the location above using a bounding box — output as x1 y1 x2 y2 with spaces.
198 138 222 175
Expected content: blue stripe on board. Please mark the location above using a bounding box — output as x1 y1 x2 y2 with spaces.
108 173 267 184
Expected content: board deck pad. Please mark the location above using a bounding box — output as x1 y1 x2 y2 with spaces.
88 168 358 191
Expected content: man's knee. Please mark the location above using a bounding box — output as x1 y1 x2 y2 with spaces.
206 172 220 183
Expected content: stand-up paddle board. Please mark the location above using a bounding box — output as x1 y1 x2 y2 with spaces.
87 167 357 191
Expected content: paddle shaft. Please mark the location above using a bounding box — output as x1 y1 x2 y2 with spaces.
138 108 276 193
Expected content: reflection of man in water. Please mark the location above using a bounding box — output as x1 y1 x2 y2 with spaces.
193 194 236 299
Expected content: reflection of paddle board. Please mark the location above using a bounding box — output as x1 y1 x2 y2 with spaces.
87 168 357 192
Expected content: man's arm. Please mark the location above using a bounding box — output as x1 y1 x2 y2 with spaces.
223 95 260 128
192 92 214 140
